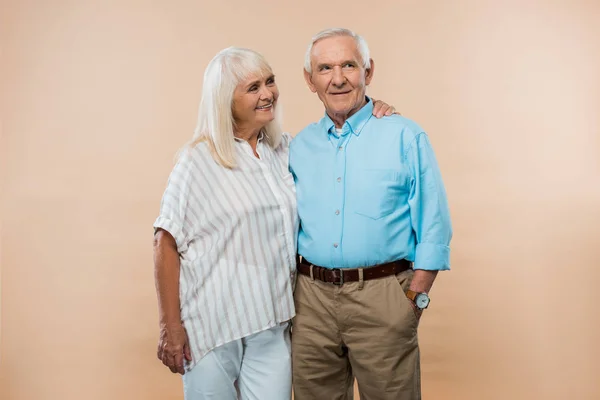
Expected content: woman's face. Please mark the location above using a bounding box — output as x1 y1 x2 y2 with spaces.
232 71 279 132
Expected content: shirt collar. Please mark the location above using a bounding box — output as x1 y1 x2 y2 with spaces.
234 131 264 143
320 96 374 138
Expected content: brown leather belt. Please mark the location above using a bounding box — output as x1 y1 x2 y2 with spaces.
297 257 412 286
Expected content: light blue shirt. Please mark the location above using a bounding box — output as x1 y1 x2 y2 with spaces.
289 98 452 270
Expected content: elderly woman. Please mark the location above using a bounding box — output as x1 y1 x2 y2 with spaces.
152 47 394 400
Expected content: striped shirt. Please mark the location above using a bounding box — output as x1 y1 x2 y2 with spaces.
153 132 298 371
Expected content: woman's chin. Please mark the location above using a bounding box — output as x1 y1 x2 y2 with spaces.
256 115 275 126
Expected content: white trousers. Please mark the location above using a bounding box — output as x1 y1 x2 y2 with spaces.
182 322 291 400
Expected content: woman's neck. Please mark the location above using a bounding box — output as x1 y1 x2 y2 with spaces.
234 126 261 157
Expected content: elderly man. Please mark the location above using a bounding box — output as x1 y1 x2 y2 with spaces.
289 28 453 400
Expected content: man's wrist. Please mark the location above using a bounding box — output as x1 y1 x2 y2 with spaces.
406 289 431 310
408 286 428 294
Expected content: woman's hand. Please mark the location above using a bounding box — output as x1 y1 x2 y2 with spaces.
157 322 192 375
371 98 400 118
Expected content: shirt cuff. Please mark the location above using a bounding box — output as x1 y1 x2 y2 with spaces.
153 216 187 253
414 242 450 271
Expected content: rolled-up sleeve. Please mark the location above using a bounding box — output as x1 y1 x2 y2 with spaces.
153 152 196 253
405 132 452 271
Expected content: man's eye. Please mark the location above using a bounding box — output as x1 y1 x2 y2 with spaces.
320 66 331 71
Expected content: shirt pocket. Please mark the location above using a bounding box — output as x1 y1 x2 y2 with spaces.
354 169 409 220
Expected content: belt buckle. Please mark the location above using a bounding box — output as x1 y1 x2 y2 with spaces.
331 268 344 286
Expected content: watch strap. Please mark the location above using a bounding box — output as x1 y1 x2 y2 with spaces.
405 289 418 301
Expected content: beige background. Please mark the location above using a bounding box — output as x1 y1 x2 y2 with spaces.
2 0 600 399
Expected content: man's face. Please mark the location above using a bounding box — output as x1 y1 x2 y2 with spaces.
304 35 374 122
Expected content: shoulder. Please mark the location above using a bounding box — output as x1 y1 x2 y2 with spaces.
278 132 294 149
290 121 323 150
182 139 211 161
365 115 431 160
269 132 294 159
370 114 425 142
173 140 214 176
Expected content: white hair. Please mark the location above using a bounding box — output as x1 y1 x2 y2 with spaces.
304 28 371 74
185 47 283 168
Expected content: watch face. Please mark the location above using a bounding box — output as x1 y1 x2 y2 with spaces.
415 293 430 309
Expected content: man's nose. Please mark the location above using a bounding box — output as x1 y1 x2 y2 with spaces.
331 66 346 87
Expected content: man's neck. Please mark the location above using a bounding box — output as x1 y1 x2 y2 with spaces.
328 98 368 129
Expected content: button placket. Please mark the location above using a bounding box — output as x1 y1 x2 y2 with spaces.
331 133 350 262
259 152 296 268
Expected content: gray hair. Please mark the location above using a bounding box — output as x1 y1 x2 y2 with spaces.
186 47 283 168
304 28 371 74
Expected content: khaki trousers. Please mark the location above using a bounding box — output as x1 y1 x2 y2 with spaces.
291 269 421 400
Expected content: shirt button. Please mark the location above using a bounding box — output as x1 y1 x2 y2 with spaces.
333 243 339 248
337 177 341 182
335 210 340 215
338 146 343 151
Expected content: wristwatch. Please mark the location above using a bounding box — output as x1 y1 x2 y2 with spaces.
406 290 430 310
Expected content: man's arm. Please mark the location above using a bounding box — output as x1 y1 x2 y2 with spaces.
409 270 438 294
405 132 453 298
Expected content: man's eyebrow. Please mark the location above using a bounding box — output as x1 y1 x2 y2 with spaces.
316 61 357 69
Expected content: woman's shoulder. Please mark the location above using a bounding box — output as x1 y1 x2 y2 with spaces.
268 132 293 157
279 132 294 149
182 138 213 158
172 139 213 171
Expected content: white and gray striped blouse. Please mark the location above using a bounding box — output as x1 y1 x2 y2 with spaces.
153 132 298 371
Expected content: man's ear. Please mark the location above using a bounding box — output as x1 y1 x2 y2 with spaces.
365 58 375 85
303 69 317 93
